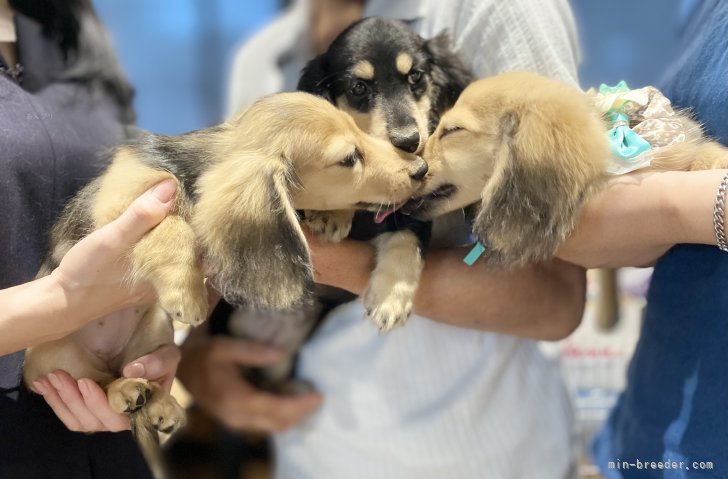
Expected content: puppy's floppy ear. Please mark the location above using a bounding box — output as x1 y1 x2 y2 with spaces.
298 54 334 103
473 107 606 266
193 154 313 311
424 32 474 130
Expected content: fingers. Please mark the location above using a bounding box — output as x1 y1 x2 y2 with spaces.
207 336 283 367
76 379 131 431
33 371 130 433
209 375 322 433
178 334 321 432
98 179 177 252
239 389 323 432
123 344 181 391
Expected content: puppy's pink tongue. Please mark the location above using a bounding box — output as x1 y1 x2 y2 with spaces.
374 207 398 224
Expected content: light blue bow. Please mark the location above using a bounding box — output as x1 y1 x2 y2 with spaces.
599 80 630 95
606 111 651 161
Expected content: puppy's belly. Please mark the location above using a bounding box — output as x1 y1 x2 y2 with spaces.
72 307 147 364
24 306 149 385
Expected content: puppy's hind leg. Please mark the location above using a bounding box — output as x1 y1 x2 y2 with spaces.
93 152 208 326
363 231 424 332
107 378 185 479
130 215 207 326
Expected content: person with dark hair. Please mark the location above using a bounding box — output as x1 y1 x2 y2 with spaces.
0 1 176 477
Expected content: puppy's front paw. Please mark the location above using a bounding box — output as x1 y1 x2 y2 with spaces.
141 388 186 435
363 280 414 333
363 231 423 333
303 210 353 242
156 273 208 326
107 378 152 414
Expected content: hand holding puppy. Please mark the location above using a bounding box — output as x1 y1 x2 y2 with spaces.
33 344 181 433
178 329 323 433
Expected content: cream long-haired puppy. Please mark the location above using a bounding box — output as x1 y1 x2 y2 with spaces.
23 92 426 478
406 71 728 265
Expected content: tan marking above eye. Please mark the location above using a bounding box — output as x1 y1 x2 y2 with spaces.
396 53 413 75
352 60 375 80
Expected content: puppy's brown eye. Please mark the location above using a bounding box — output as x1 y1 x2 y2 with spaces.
339 149 362 167
440 126 464 139
351 82 368 96
407 70 423 85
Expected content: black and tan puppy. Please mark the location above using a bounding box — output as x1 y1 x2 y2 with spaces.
23 92 426 477
298 17 473 330
407 71 728 265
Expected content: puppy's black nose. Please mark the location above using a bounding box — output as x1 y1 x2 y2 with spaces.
390 130 421 153
409 160 428 181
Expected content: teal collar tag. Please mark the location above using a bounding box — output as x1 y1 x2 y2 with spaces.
463 242 486 266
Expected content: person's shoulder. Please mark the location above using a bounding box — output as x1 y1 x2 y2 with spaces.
428 0 573 27
229 5 306 75
226 4 308 116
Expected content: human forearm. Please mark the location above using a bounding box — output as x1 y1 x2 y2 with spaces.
311 240 586 340
0 274 78 354
558 170 727 268
0 180 175 355
413 249 585 339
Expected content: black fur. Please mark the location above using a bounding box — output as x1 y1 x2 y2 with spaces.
423 33 474 131
11 0 135 123
133 129 221 202
299 17 473 149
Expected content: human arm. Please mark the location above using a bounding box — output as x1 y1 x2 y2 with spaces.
0 179 176 355
307 233 586 341
558 169 728 268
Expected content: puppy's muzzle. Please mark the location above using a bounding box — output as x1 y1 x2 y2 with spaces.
408 158 429 181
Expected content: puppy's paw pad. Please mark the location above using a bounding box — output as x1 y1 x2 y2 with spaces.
303 211 352 243
145 394 186 436
107 378 152 414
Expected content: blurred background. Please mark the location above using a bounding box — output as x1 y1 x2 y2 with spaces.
91 1 693 477
95 0 691 134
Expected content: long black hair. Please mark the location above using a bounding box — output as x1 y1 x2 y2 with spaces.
10 0 135 122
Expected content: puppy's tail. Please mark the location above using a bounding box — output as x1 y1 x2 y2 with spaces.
131 414 167 479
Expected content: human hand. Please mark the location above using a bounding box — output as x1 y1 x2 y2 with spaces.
51 179 177 325
178 333 322 432
31 343 181 433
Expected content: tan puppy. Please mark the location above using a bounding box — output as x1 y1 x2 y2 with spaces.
24 92 426 478
408 71 728 265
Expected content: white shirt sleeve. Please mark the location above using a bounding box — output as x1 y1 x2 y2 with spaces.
430 0 581 85
225 3 309 118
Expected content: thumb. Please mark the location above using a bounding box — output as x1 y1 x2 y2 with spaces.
123 344 181 381
210 337 284 366
104 179 177 250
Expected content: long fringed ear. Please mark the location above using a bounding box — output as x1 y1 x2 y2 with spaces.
297 54 334 103
193 155 313 311
473 108 606 266
424 32 474 131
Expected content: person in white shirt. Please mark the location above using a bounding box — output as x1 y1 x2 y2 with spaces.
180 1 584 478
